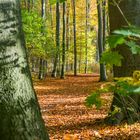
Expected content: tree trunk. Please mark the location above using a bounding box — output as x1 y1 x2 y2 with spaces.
79 33 82 73
27 0 30 12
85 0 90 74
72 0 77 76
96 0 107 81
107 0 140 125
31 57 36 72
61 2 66 79
39 0 46 80
0 0 49 139
42 60 47 78
52 2 60 77
102 0 106 50
38 58 44 79
66 3 70 72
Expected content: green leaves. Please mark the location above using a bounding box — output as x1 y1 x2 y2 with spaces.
113 26 140 38
101 51 123 66
104 25 140 67
85 92 102 109
49 0 66 5
114 81 140 96
125 41 140 54
85 72 140 110
22 9 56 59
109 26 140 54
107 35 125 48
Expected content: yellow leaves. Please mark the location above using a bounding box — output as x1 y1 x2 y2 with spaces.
34 74 140 140
93 130 102 138
114 70 140 85
63 134 78 140
133 70 140 82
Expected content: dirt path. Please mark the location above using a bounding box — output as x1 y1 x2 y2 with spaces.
34 74 140 140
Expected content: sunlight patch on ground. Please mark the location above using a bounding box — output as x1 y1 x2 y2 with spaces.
35 85 64 90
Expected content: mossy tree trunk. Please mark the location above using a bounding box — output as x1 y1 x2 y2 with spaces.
0 0 49 139
108 0 140 125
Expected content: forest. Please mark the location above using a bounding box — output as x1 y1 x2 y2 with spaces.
0 0 140 139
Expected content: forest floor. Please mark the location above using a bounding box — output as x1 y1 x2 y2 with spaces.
34 74 140 140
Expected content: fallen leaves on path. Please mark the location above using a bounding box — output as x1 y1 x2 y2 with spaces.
34 74 140 140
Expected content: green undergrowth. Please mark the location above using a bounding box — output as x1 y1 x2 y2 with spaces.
85 70 140 109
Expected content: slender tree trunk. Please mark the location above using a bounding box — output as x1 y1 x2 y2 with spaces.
66 3 70 72
23 0 27 8
31 0 34 8
79 32 82 73
52 2 60 77
0 0 49 139
42 60 47 78
107 0 140 125
72 0 77 76
102 0 106 50
50 5 53 36
38 58 44 79
39 0 46 80
31 57 36 72
61 2 66 79
27 0 30 12
97 0 107 81
85 0 90 74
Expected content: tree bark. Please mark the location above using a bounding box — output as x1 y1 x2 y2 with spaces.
0 0 49 139
38 58 44 79
27 0 30 12
102 0 106 50
61 2 66 79
85 0 90 74
96 0 107 81
52 2 60 77
72 0 77 76
38 0 46 80
66 3 70 72
107 0 140 124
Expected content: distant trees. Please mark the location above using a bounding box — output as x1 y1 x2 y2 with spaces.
0 0 49 139
22 0 99 78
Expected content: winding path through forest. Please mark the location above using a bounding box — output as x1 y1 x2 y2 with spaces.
34 74 140 140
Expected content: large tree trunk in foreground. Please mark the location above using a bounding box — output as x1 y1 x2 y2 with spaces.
108 0 140 125
0 0 49 139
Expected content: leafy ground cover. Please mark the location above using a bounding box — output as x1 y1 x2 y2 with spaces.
34 74 140 140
